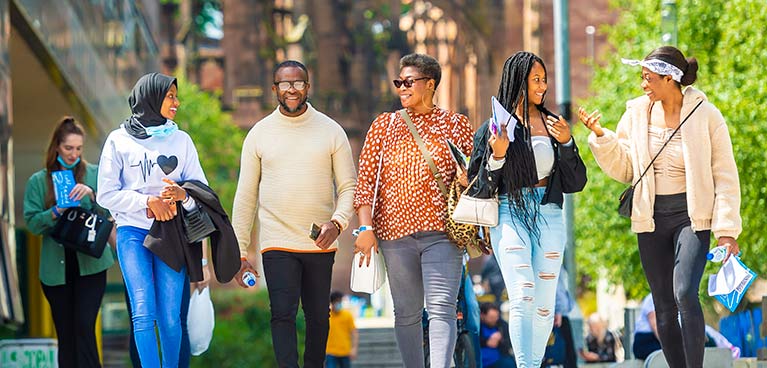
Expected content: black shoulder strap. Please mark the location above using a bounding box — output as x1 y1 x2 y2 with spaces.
632 100 703 187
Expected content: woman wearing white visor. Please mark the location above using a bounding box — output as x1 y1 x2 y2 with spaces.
578 46 742 368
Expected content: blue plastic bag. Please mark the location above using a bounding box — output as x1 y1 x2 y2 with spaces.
708 256 757 312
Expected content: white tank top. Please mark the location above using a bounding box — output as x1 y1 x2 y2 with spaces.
531 136 554 180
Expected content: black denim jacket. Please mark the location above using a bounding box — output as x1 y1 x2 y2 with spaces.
466 120 587 207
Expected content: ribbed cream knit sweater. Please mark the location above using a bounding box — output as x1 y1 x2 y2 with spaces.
232 104 357 256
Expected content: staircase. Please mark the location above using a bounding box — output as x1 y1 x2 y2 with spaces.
354 327 403 367
102 333 131 367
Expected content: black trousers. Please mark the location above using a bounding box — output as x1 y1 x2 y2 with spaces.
560 316 578 368
263 250 335 368
637 193 709 368
633 332 662 360
40 249 107 368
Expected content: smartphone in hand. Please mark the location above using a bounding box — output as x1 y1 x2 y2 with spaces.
309 223 322 241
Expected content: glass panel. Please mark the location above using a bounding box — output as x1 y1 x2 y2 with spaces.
14 0 159 130
0 0 23 325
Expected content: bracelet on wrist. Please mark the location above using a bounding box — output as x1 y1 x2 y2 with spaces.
492 155 506 160
201 258 208 266
330 220 343 235
352 225 374 237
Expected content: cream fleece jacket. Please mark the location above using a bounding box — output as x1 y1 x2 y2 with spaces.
588 87 741 239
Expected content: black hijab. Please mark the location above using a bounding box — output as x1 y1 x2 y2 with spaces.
123 73 177 139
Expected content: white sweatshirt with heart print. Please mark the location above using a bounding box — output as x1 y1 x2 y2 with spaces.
97 125 207 230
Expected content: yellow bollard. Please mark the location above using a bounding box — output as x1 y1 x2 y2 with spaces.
25 234 55 338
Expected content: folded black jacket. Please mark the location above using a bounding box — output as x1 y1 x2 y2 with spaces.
143 180 240 283
467 120 587 207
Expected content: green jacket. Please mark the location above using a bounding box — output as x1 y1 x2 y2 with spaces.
23 163 115 286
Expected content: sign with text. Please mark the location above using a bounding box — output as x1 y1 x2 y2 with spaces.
0 339 57 368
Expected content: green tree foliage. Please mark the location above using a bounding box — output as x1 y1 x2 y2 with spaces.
174 76 244 214
190 289 306 367
575 0 767 300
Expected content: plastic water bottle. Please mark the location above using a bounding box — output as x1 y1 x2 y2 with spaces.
242 271 257 287
707 246 728 263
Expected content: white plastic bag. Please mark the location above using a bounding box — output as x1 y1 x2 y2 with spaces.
188 286 215 356
350 249 387 294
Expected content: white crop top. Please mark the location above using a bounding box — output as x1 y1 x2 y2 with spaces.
532 136 554 180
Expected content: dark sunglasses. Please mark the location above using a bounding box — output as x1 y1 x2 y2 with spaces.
393 77 429 89
274 80 307 91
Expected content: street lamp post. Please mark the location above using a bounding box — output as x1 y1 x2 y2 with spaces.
554 0 584 357
661 0 678 46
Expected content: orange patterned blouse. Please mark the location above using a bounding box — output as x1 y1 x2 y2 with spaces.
353 107 473 241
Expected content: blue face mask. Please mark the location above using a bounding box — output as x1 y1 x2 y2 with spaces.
57 156 80 169
332 303 343 311
143 120 179 139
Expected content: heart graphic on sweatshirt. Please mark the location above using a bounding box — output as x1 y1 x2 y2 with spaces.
157 155 178 175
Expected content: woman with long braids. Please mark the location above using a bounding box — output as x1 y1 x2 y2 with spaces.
579 46 741 368
467 51 587 367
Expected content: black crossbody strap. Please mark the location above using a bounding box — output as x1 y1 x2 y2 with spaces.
399 109 449 198
631 100 704 188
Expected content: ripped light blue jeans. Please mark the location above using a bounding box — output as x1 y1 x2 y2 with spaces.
490 188 565 367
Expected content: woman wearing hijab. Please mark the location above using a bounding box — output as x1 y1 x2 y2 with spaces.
23 117 115 368
97 73 208 367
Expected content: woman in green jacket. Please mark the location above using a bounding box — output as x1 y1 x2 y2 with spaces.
23 116 115 368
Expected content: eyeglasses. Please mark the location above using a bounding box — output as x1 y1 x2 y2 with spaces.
274 80 307 91
393 77 429 89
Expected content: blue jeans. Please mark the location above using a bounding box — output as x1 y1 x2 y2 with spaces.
128 276 191 368
490 189 565 367
462 268 482 368
117 226 187 367
324 355 351 368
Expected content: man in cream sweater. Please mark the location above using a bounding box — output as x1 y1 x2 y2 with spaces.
232 60 357 367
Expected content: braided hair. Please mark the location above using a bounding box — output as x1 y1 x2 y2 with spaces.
495 51 552 242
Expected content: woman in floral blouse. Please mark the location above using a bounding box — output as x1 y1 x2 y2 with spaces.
353 53 473 368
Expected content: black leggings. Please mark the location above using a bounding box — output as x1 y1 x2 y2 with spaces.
637 193 709 368
40 249 107 368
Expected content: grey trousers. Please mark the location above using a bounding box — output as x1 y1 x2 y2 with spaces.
380 231 463 368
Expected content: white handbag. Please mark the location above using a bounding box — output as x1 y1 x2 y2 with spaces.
450 177 499 227
350 249 387 294
350 123 389 294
